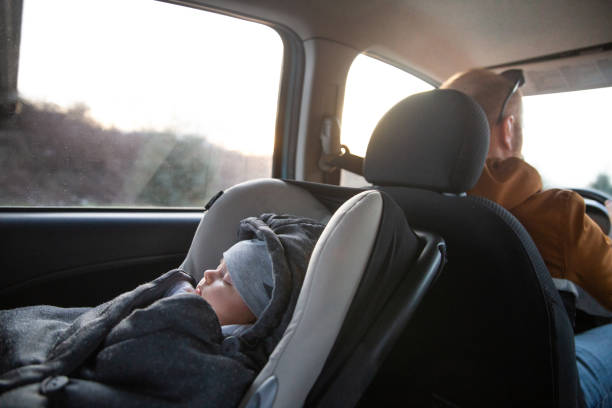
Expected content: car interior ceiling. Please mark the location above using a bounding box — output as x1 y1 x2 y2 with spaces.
190 0 612 87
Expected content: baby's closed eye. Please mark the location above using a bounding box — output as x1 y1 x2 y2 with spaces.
223 274 233 286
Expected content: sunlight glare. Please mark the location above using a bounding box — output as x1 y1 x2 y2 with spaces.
341 54 434 157
18 0 283 156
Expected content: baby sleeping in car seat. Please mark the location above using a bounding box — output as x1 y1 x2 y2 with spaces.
166 238 274 329
0 213 325 408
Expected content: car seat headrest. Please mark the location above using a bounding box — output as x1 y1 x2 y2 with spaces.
180 179 332 281
363 89 490 194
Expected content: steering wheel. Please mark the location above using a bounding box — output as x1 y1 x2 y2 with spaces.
571 188 611 237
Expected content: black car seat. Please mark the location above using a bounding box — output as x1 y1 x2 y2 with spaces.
359 89 581 407
180 179 445 407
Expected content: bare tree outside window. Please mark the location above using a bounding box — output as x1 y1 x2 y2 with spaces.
590 174 612 196
0 101 270 207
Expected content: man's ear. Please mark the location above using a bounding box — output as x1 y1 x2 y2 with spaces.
500 115 516 152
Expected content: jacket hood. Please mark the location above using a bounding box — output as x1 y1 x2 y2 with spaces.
469 157 543 209
227 213 325 370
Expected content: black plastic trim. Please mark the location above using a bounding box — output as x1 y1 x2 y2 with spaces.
0 253 185 295
0 211 202 289
368 229 446 361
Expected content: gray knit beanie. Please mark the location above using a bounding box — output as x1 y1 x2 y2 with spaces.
223 239 274 318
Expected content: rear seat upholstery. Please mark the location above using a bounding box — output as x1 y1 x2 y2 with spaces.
360 90 580 407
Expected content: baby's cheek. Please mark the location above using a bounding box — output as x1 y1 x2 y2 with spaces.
201 285 225 306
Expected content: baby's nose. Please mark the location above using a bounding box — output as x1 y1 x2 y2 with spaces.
203 268 222 283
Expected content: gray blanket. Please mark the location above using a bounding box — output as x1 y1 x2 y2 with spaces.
0 213 324 407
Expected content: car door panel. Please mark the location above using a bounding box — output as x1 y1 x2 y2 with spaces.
0 211 201 308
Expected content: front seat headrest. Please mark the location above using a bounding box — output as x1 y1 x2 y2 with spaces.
364 89 490 194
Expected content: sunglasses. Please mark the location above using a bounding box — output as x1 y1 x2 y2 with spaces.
497 69 525 123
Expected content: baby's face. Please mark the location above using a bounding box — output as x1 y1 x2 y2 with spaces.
195 259 255 325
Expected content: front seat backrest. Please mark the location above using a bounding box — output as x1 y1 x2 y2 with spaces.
361 89 579 407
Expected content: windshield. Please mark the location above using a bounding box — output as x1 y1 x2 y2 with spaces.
522 87 612 195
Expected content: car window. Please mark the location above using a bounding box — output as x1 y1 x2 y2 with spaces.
0 0 282 207
339 54 434 187
522 86 612 194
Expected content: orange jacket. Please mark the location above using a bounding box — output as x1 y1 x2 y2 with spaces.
469 157 612 311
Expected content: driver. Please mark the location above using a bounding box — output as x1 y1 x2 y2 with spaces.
441 68 612 311
441 68 612 408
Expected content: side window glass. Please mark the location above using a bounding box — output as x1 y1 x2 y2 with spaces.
1 0 283 207
340 54 433 187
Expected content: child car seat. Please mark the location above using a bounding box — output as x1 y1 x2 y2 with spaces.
180 178 445 407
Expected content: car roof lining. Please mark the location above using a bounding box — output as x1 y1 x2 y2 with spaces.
185 0 612 92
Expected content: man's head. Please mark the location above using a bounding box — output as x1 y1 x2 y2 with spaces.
441 68 524 160
195 239 273 325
